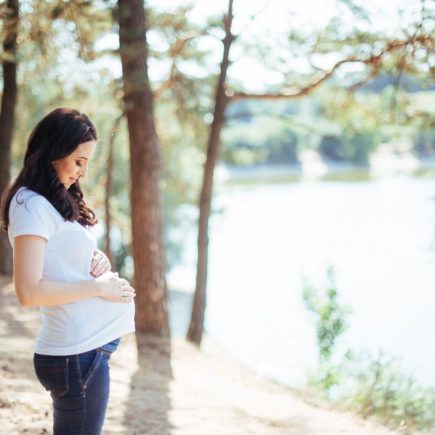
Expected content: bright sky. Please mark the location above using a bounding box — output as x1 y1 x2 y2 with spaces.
94 0 429 92
150 0 421 28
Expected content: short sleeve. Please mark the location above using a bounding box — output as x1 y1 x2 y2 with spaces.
9 193 57 242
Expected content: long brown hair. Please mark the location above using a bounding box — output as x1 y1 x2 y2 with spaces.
1 107 99 232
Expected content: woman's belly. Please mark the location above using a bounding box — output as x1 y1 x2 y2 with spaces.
38 297 135 351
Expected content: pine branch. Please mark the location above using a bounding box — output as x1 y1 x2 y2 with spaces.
228 34 432 101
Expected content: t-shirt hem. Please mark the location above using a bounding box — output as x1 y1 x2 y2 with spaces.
34 328 136 356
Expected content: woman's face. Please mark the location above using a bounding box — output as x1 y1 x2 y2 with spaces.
52 140 96 189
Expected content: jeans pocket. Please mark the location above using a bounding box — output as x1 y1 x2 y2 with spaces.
80 350 103 390
33 355 70 399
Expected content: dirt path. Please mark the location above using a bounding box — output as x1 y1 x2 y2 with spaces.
0 276 402 434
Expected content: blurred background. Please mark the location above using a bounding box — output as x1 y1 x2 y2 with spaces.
1 0 434 431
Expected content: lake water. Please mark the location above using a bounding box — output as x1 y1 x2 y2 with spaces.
168 172 435 389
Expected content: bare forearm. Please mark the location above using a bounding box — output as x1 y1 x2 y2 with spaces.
21 278 101 307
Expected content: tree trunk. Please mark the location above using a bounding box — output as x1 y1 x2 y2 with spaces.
187 0 234 345
104 114 123 268
0 0 18 275
118 0 169 336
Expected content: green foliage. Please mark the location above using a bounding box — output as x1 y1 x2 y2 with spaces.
303 267 350 362
221 118 300 165
223 82 434 167
343 128 378 165
415 128 435 156
156 96 208 272
345 354 435 433
303 269 435 432
303 267 352 391
319 135 346 161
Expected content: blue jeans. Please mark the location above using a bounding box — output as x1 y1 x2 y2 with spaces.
33 338 121 435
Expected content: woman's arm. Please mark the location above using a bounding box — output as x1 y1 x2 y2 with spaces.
13 235 101 307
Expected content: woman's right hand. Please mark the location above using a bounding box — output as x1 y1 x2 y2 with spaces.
95 271 136 303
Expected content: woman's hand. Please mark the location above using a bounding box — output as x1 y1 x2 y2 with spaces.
95 271 136 303
90 249 112 277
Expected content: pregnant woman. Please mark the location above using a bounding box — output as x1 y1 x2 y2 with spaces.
0 108 136 434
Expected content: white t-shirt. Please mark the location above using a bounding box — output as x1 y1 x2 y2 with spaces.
8 186 135 355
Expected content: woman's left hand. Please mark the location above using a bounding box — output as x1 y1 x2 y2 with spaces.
90 249 112 277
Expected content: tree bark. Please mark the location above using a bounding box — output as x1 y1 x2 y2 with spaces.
0 0 18 275
104 114 123 268
118 0 169 336
187 0 234 345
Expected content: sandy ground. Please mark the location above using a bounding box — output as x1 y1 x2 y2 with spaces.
0 275 404 435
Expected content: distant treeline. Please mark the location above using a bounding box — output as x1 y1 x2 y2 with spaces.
222 74 435 166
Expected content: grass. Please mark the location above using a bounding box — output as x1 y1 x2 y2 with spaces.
303 268 435 433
